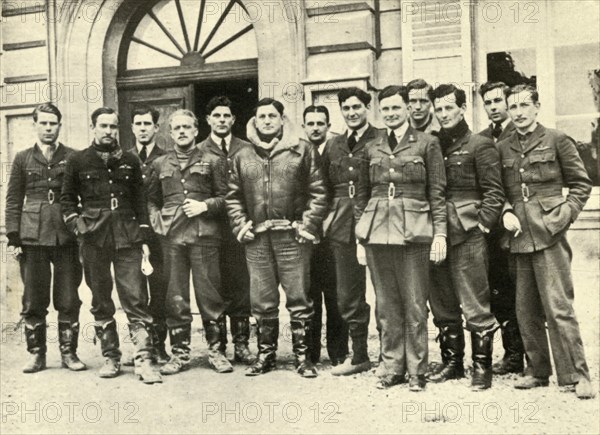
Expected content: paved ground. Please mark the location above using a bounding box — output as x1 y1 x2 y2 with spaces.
1 249 598 434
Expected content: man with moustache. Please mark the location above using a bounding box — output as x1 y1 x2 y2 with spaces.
126 105 169 364
477 82 524 375
197 96 254 365
407 79 441 135
355 86 447 391
302 105 349 366
6 103 85 373
61 107 161 383
321 87 381 376
147 109 231 375
428 84 504 390
498 84 593 399
226 98 327 377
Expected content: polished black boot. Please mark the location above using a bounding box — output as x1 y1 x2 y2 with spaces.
152 322 170 364
291 319 318 378
246 318 278 376
23 323 46 373
428 324 465 383
204 318 234 373
310 315 322 364
331 322 371 376
471 329 495 391
160 325 191 375
129 323 162 384
95 321 121 378
231 317 254 365
58 322 87 371
492 320 524 375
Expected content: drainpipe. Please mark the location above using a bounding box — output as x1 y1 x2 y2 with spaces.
46 0 57 103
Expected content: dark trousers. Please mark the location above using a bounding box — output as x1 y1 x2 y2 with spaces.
20 244 82 326
366 244 430 376
81 242 152 324
487 228 518 325
514 236 590 385
146 236 167 324
430 231 498 332
161 239 226 327
245 231 313 321
310 240 349 361
220 234 251 318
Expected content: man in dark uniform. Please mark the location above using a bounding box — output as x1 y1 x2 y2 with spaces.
226 98 328 378
5 103 85 373
147 109 231 375
407 79 441 135
499 84 594 399
355 85 447 391
321 88 380 376
126 105 169 364
428 84 504 390
197 96 254 365
61 107 161 383
302 105 349 366
477 82 524 375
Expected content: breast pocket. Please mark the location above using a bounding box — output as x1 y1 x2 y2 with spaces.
369 158 383 182
25 168 44 186
528 151 559 182
445 155 476 186
502 158 516 184
79 171 101 195
115 167 134 182
398 155 426 183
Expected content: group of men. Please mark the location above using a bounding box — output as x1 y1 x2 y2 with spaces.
5 78 594 399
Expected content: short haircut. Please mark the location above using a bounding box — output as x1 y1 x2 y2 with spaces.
506 84 539 104
303 105 330 123
131 105 160 123
337 87 371 106
91 107 118 126
478 81 509 99
378 85 409 104
169 109 198 128
33 102 62 123
254 98 284 116
206 96 233 116
432 84 467 108
407 79 434 102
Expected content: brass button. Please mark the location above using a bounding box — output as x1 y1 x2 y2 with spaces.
519 168 524 173
523 197 529 202
142 175 146 179
110 193 115 197
108 169 112 173
390 155 395 159
348 153 353 158
389 168 395 173
348 167 354 171
521 154 525 158
181 179 186 183
109 180 113 184
184 190 188 194
349 181 354 185
48 177 52 181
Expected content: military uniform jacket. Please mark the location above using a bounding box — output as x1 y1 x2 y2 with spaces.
5 143 77 246
498 124 592 253
355 126 447 245
147 147 227 245
226 128 328 239
60 144 149 249
478 120 517 144
126 144 167 190
443 129 505 246
321 124 383 244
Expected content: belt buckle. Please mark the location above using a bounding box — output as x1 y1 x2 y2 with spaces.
388 182 395 200
348 184 355 199
110 197 119 210
521 183 530 202
47 190 55 204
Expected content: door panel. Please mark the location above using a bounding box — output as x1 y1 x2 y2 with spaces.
118 85 193 151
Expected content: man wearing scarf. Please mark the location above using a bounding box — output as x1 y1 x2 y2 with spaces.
61 107 161 383
428 85 505 390
226 98 328 377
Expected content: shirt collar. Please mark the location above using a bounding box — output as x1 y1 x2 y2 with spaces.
387 122 409 142
36 141 57 150
348 123 370 141
211 133 232 149
501 118 511 130
136 142 155 155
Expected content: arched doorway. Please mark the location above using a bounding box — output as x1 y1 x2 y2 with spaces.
113 0 259 149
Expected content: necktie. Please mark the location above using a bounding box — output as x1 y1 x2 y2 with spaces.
44 144 56 162
388 131 398 151
221 138 228 155
139 145 148 162
347 131 357 151
491 122 503 140
518 132 531 144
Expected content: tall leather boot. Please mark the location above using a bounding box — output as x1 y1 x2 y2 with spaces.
331 322 371 376
492 320 524 375
231 317 254 364
204 318 234 373
291 319 318 378
58 322 87 371
310 315 322 364
129 323 162 384
152 322 170 364
23 323 46 373
246 318 278 376
471 329 495 390
428 324 465 383
160 325 191 375
95 321 121 378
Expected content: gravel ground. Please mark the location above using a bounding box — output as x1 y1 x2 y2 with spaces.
1 252 598 434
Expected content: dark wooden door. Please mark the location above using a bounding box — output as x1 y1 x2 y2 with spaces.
118 85 194 151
